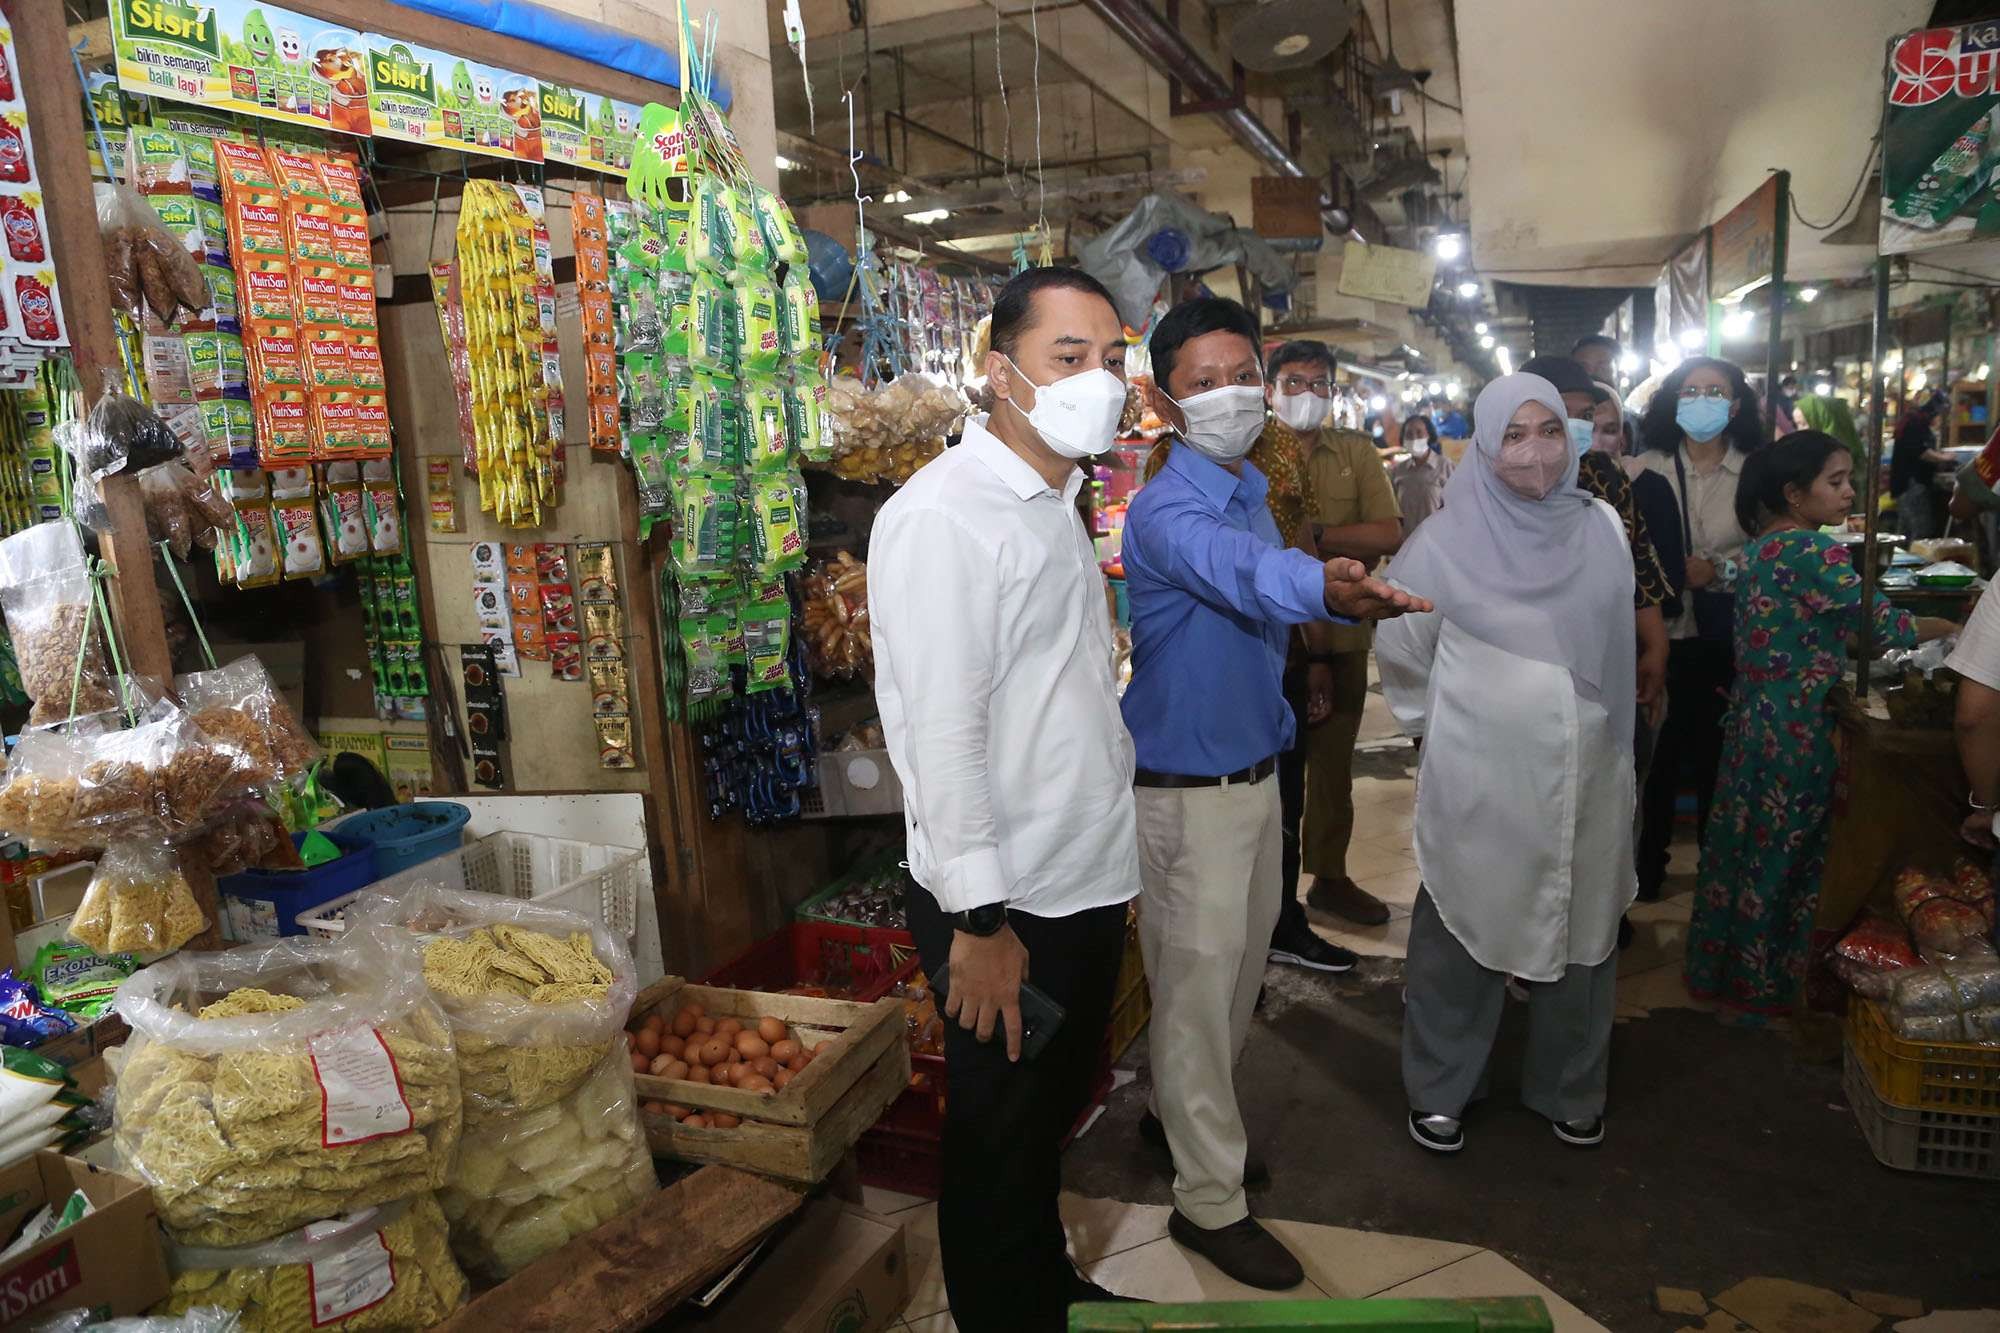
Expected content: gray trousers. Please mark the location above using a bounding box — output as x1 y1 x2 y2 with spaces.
1402 889 1619 1124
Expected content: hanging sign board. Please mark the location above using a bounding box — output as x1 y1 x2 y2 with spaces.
592 96 642 176
1709 175 1779 302
1335 240 1436 309
538 81 588 168
1251 176 1323 240
1881 21 2000 254
362 42 527 162
111 0 370 135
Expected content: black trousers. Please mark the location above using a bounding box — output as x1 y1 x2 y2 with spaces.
1275 663 1310 943
906 882 1128 1333
1638 637 1735 896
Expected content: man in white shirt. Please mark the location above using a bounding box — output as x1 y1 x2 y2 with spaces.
870 267 1145 1332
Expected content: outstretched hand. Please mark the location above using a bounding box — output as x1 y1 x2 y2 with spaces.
1323 558 1432 622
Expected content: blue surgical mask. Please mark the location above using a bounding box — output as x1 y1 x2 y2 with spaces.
1566 417 1595 455
1676 396 1732 442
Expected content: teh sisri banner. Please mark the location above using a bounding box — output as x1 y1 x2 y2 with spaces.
1882 20 2000 254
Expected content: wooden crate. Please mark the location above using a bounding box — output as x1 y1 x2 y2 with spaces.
629 977 911 1183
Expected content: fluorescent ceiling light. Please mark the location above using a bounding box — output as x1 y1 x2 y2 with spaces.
903 208 950 224
1433 232 1464 261
1721 308 1754 338
1368 394 1387 412
1456 280 1480 299
1479 334 1495 349
884 189 911 204
774 154 797 171
1815 381 1833 396
1798 286 1819 302
1677 327 1705 350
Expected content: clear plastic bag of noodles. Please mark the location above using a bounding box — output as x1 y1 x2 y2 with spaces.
24 1306 245 1333
112 933 462 1247
344 880 637 1122
175 655 323 789
438 1052 655 1280
69 840 206 956
154 1196 467 1333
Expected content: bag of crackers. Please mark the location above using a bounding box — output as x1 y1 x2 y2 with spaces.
111 933 464 1248
0 522 118 727
346 883 652 1278
175 654 323 788
154 1195 469 1332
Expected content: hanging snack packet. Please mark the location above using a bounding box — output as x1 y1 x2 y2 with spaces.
625 354 667 435
364 471 402 555
747 471 806 575
659 267 694 356
743 381 792 472
740 597 791 692
678 614 733 703
31 939 138 1020
232 501 280 588
276 498 324 580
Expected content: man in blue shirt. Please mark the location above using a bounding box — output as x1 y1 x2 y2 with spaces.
1121 297 1426 1290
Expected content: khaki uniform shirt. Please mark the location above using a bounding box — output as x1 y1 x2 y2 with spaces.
1291 423 1399 654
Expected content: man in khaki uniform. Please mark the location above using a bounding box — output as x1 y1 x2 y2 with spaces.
1295 393 1403 925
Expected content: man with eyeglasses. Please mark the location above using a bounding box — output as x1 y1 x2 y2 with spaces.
1251 340 1406 948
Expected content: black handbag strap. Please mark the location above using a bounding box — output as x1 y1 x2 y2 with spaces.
1671 446 1695 555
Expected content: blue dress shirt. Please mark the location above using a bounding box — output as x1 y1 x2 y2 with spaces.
1120 443 1337 777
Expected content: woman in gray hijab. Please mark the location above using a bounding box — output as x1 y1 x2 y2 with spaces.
1376 372 1638 1155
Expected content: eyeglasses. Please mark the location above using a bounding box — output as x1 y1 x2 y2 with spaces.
1677 385 1731 400
1278 375 1333 395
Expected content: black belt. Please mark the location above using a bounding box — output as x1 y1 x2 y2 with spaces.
1134 755 1277 789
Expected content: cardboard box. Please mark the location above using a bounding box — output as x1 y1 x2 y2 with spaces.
0 1152 169 1329
698 1199 909 1333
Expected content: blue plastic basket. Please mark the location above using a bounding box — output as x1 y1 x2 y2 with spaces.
335 802 471 878
216 831 377 942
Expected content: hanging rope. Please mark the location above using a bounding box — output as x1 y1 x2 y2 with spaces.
160 540 218 671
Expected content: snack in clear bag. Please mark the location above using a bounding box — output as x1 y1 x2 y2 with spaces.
154 1195 467 1332
1885 959 2000 1040
68 840 206 956
345 882 635 1123
112 933 463 1247
1830 914 1922 999
0 523 118 727
176 654 324 787
799 550 871 680
139 460 228 560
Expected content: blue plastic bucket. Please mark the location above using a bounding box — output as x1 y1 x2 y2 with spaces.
216 831 377 942
336 802 471 878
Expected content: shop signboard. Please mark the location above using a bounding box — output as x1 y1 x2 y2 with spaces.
1710 176 1779 303
1881 20 2000 254
592 96 642 176
363 39 529 163
1335 239 1436 309
539 81 588 168
111 0 370 136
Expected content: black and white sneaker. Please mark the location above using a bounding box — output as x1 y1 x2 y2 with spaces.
1268 918 1358 973
1408 1111 1464 1153
1550 1116 1604 1147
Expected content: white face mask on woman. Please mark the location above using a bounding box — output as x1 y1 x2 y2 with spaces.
1001 355 1128 459
1170 384 1268 462
1271 389 1332 432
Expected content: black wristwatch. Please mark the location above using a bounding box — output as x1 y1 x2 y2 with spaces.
953 903 1009 937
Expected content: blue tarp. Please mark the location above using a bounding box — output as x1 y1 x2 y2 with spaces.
386 0 731 107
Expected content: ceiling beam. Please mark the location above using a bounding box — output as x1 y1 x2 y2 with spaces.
891 166 1207 216
809 5 998 61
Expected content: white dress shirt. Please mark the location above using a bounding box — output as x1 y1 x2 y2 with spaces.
869 415 1139 917
1377 506 1637 981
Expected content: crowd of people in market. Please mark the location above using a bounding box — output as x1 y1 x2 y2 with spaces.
865 265 1990 1332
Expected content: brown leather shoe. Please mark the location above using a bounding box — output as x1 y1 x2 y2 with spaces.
1307 875 1391 925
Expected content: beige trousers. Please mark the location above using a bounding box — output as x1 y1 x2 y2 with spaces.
1135 775 1284 1228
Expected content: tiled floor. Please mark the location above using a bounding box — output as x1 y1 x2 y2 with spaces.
862 1186 1610 1332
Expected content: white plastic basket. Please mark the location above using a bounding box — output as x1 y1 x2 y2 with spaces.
297 830 645 945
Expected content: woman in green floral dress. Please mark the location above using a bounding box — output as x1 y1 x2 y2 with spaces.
1687 433 1953 1020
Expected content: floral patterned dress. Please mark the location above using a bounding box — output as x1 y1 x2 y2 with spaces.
1686 530 1916 1017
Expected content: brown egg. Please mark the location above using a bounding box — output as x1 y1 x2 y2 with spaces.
739 1075 775 1096
711 1113 741 1129
698 1037 731 1066
735 1032 769 1060
640 1100 662 1114
727 1063 752 1086
682 1115 708 1129
757 1016 787 1045
659 1035 685 1059
683 1064 711 1085
642 1013 665 1034
751 1056 779 1079
630 1051 650 1073
785 1051 810 1072
715 1018 743 1040
685 1002 706 1019
769 1038 801 1064
635 1029 661 1059
672 1010 698 1038
773 1067 793 1090
695 1016 717 1035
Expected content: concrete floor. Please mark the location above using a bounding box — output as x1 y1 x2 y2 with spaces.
866 674 2000 1330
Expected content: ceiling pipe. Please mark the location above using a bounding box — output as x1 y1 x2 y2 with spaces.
1077 0 1360 240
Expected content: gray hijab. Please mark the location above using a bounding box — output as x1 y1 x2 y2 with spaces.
1384 372 1635 749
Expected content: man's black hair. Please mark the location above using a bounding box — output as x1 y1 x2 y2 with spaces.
1151 297 1260 392
988 266 1120 358
1518 354 1595 397
1572 333 1619 356
1266 338 1336 383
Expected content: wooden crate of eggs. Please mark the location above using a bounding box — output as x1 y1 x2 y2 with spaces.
625 977 912 1183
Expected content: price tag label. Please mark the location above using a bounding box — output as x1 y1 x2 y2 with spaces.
307 1027 414 1148
304 1220 395 1326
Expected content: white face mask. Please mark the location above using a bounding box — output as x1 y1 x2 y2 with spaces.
1170 384 1268 462
1001 355 1127 460
1271 389 1332 432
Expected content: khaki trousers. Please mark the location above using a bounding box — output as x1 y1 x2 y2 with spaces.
1303 651 1370 879
1136 775 1283 1228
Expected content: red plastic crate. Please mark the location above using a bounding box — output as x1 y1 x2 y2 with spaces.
700 919 919 1000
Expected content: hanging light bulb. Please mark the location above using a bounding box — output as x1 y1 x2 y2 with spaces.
1456 279 1480 299
1479 334 1495 349
1433 232 1464 261
1474 321 1489 335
